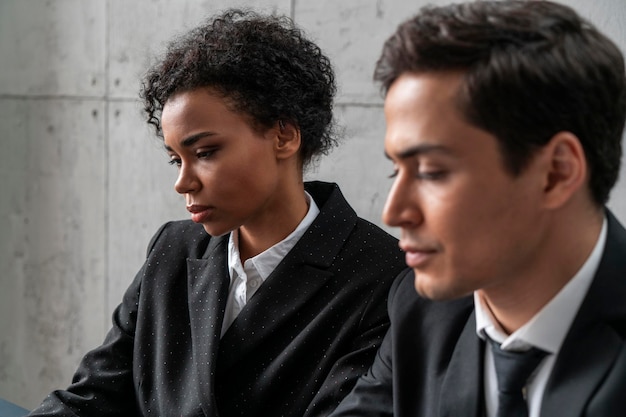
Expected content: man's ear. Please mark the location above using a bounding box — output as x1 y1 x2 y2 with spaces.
274 120 301 160
541 131 587 209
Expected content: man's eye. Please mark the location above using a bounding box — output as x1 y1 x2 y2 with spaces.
387 162 399 179
416 171 446 180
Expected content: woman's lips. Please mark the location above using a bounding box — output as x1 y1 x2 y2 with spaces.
187 205 213 223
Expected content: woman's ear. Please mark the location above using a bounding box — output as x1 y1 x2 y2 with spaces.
541 131 587 209
274 120 301 160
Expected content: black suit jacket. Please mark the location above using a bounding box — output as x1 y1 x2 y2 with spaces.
29 181 406 417
331 210 626 417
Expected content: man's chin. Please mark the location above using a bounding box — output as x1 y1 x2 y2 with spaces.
413 272 470 301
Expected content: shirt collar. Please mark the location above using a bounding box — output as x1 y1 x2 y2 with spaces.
228 191 320 281
475 216 607 353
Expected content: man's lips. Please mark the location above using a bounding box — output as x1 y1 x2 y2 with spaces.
186 205 213 223
400 242 438 268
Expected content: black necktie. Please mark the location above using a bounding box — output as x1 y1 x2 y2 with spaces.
489 340 548 417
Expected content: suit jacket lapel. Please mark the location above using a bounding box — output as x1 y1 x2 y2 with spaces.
218 264 335 370
439 311 484 417
541 322 622 417
187 235 230 416
541 210 626 417
218 182 358 370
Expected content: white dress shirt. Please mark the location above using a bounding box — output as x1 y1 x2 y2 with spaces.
221 191 320 337
475 217 607 417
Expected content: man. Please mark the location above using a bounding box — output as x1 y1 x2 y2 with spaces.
330 1 626 416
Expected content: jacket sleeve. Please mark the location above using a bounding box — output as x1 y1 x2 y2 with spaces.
326 269 413 417
327 333 395 417
303 276 395 417
27 224 169 417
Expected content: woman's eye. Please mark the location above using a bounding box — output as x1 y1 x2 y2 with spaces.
168 158 181 167
197 151 212 159
196 149 217 159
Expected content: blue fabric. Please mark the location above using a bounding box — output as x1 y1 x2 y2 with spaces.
0 398 28 417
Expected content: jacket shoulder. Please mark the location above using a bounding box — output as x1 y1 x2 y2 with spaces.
145 220 212 259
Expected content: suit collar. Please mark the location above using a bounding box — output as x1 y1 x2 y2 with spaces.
188 181 357 267
183 182 359 413
541 210 626 416
437 211 626 417
298 181 358 267
217 181 358 368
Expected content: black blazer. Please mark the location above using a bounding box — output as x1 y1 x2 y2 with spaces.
331 210 626 417
29 181 406 417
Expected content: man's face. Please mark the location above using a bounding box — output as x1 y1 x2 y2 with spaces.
383 72 548 300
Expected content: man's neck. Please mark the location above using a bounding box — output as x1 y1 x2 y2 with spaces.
479 207 604 334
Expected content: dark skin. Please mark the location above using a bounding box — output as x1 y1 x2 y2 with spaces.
161 87 309 262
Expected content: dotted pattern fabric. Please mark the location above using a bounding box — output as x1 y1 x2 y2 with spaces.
28 181 407 417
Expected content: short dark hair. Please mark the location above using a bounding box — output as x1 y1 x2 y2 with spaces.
140 8 338 168
375 0 626 205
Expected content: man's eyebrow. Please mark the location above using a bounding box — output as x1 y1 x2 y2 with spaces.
164 131 215 152
385 144 453 160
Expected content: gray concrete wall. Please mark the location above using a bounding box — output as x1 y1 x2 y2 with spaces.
1 0 625 409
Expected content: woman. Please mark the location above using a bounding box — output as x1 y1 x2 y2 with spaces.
29 9 405 417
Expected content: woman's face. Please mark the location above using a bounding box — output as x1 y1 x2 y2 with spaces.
161 88 285 237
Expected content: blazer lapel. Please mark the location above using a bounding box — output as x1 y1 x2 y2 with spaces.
541 211 626 417
439 311 484 417
218 261 334 368
540 322 623 417
187 235 230 416
218 181 358 370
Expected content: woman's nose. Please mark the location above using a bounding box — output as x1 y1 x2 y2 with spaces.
174 164 200 194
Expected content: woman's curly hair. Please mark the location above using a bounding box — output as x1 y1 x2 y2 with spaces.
140 8 338 168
